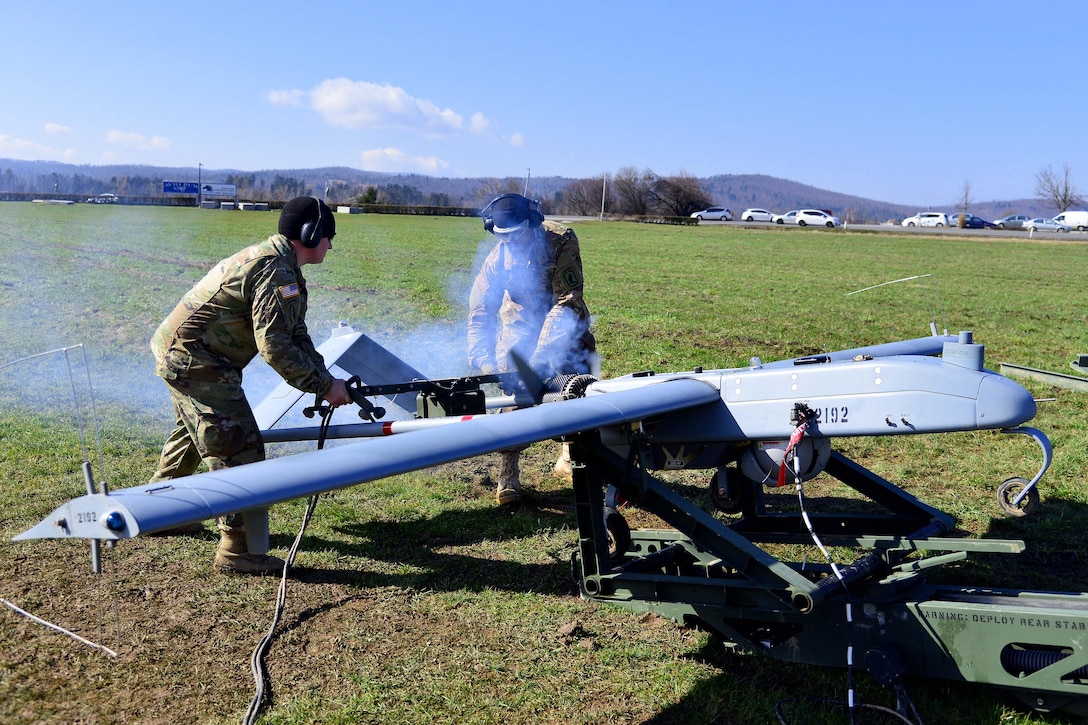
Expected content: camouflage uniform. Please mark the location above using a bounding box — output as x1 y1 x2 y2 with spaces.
150 233 335 480
468 220 595 377
468 220 596 503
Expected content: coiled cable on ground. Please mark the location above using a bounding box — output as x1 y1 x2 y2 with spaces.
242 401 333 725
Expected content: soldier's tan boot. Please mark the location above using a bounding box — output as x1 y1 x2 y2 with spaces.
214 527 285 575
496 450 522 505
553 442 573 483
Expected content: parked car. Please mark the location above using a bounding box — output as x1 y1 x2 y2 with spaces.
901 212 949 227
771 210 799 225
740 208 773 222
690 206 733 221
87 193 118 204
1051 210 1088 231
795 209 842 227
992 213 1030 230
955 213 997 229
1026 217 1070 233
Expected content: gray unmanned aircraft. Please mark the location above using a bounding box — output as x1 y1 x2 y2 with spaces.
22 324 1088 718
16 323 1050 545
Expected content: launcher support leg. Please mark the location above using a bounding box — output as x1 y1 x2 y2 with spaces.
565 439 1088 719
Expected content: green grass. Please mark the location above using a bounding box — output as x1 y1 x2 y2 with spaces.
3 204 1088 723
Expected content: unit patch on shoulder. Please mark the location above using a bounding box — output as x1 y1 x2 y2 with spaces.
278 283 301 299
555 252 582 291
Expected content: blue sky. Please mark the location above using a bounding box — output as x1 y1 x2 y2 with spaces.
3 1 1083 207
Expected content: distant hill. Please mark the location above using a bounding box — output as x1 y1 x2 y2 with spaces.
0 158 1052 222
699 174 1050 223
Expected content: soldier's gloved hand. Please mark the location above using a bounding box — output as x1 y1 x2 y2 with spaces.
498 375 520 396
324 378 353 408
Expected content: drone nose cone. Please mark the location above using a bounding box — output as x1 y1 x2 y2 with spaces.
977 375 1037 428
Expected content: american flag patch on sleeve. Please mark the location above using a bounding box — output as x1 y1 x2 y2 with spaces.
278 283 300 299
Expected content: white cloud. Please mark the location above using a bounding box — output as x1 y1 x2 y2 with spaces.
266 89 306 107
0 135 72 161
469 112 491 134
508 133 524 147
269 78 494 137
44 123 72 135
106 130 171 151
312 78 464 132
360 147 450 173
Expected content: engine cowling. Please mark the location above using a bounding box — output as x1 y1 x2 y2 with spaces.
741 436 831 485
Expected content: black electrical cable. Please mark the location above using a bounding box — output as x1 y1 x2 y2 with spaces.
242 493 320 725
242 402 332 725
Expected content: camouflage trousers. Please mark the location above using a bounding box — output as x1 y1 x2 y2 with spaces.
149 375 265 482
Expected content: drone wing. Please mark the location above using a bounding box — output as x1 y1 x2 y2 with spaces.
15 377 719 541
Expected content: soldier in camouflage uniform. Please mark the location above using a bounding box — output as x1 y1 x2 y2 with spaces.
149 196 352 573
468 193 597 505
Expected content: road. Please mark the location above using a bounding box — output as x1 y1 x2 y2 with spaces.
694 219 1086 241
549 216 1083 241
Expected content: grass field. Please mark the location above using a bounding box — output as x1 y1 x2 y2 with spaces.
3 204 1088 723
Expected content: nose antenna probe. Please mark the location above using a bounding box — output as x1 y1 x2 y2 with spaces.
1 344 107 572
844 273 947 336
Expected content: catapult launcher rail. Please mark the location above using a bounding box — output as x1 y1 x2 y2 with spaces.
15 326 1085 716
567 437 1088 717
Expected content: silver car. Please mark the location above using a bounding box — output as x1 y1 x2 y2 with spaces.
771 210 799 225
1026 217 1070 233
993 214 1030 230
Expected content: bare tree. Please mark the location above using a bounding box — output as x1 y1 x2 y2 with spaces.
958 179 972 215
611 166 653 216
1035 164 1084 213
646 171 712 217
473 178 523 207
951 179 973 226
562 175 613 216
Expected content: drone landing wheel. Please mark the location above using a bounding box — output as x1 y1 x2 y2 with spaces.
997 476 1040 517
709 469 749 514
605 507 631 562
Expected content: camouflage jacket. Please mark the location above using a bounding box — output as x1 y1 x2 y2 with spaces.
151 234 333 396
467 220 595 377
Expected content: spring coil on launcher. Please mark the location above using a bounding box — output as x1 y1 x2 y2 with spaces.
1001 646 1088 677
541 374 598 403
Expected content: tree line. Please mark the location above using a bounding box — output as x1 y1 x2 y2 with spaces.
0 162 715 216
2 162 1082 218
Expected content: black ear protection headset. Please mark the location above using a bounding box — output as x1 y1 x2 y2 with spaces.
299 196 325 249
481 193 544 234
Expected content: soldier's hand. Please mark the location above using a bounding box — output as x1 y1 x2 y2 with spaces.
324 379 353 408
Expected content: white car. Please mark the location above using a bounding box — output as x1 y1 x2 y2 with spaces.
901 212 949 227
690 206 733 221
740 208 773 222
796 209 841 228
771 210 799 225
1026 217 1070 233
